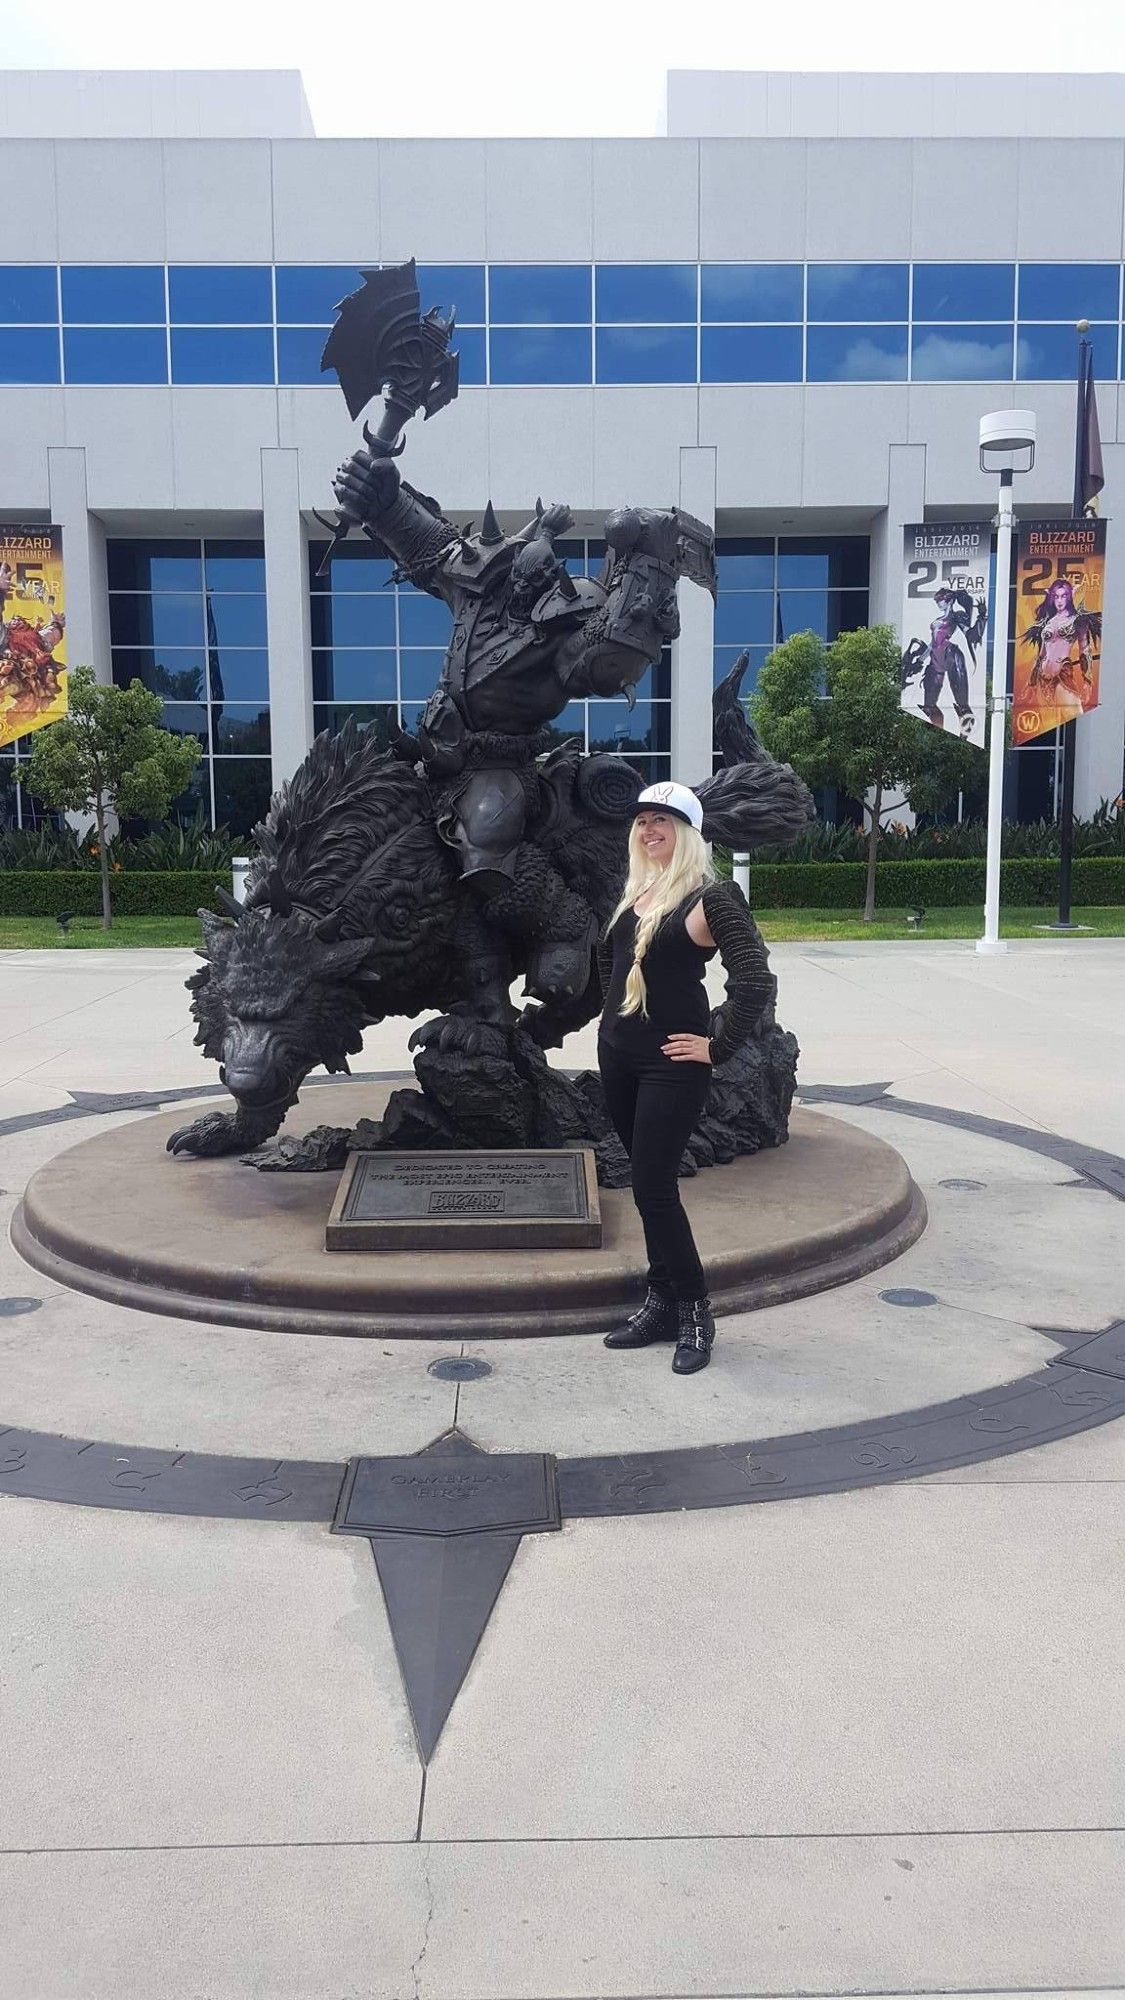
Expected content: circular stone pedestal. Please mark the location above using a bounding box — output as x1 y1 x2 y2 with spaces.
13 1086 926 1338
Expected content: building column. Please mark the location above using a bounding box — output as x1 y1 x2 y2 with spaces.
672 444 717 786
868 442 927 627
1074 443 1125 816
261 447 314 792
46 446 110 685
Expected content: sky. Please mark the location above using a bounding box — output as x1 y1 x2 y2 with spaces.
4 0 1125 137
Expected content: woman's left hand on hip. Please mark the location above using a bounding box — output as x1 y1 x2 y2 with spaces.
662 1034 712 1064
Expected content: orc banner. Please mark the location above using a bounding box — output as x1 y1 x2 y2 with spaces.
0 524 67 749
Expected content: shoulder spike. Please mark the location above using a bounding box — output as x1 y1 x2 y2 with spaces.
479 501 503 546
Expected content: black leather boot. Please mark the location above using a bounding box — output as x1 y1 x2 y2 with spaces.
603 1286 678 1350
672 1296 716 1374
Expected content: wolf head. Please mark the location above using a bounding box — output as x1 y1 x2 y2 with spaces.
188 720 461 1111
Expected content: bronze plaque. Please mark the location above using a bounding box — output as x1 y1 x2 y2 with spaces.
325 1148 601 1250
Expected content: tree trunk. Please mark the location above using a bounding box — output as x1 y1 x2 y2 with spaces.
96 802 112 931
863 780 882 923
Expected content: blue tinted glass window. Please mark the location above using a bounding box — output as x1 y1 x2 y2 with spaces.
213 761 272 834
912 264 1014 321
212 707 271 754
489 326 591 384
911 324 1013 381
111 650 207 699
312 649 397 703
0 327 60 383
108 542 202 592
717 542 774 588
206 595 268 647
778 589 868 640
1017 322 1118 381
595 264 696 323
310 591 396 648
0 267 57 323
488 265 591 324
701 324 802 382
277 325 330 384
168 266 272 324
207 649 269 702
63 326 166 385
416 263 486 322
62 266 165 324
778 541 868 589
275 265 362 322
398 592 452 644
596 326 695 383
806 324 907 380
309 545 394 593
714 593 776 646
701 264 802 322
588 699 669 757
170 328 274 384
807 263 908 321
399 649 445 699
159 703 210 745
109 593 204 648
451 326 486 385
542 700 588 750
204 543 265 592
1018 263 1120 321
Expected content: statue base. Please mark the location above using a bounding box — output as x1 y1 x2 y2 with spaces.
14 1089 926 1340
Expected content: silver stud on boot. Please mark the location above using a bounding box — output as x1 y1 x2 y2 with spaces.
604 1286 678 1350
672 1296 715 1374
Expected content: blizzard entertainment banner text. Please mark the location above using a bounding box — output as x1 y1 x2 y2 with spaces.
898 524 991 747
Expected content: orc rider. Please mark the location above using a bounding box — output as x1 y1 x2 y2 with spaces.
330 445 715 1028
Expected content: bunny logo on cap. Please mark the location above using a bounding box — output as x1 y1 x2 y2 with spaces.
630 781 704 832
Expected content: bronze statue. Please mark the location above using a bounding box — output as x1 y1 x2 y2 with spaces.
168 262 814 1173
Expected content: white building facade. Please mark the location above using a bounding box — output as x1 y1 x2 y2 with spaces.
2 69 1124 832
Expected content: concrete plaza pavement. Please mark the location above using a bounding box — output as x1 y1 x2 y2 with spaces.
0 937 1123 1999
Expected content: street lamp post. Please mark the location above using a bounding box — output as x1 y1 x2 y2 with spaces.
977 409 1037 955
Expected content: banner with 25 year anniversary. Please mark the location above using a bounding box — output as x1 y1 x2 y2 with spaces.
0 524 68 750
1012 518 1105 744
899 524 991 746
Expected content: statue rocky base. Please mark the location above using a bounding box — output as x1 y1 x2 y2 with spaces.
242 1005 800 1188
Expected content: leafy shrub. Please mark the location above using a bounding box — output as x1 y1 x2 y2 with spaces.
0 872 226 916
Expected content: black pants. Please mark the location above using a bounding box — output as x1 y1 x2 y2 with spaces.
598 1038 712 1301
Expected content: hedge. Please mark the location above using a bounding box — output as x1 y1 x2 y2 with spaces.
0 871 225 917
3 858 1124 916
739 856 1125 909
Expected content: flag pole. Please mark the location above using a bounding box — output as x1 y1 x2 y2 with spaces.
1056 323 1090 929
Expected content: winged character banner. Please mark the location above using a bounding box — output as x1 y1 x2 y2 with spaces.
899 524 991 746
1012 519 1105 744
0 525 67 749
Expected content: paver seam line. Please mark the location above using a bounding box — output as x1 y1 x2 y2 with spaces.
3 1825 1124 1856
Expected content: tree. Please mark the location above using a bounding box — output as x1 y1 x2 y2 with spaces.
19 667 202 928
753 625 985 920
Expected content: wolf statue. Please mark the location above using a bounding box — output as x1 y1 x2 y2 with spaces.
167 260 815 1180
168 659 815 1182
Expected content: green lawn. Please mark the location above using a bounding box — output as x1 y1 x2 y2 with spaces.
754 905 1125 942
1 907 1124 950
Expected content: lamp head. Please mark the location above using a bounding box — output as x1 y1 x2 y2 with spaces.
979 408 1037 474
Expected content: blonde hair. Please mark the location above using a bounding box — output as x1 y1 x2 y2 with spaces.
610 815 715 1018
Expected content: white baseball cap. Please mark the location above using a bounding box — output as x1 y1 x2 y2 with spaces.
631 780 704 832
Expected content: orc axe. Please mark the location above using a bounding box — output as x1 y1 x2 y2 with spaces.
316 258 460 573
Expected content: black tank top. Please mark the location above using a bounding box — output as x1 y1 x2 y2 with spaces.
599 890 716 1055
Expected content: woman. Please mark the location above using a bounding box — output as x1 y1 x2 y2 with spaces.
1022 577 1101 732
597 781 775 1375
